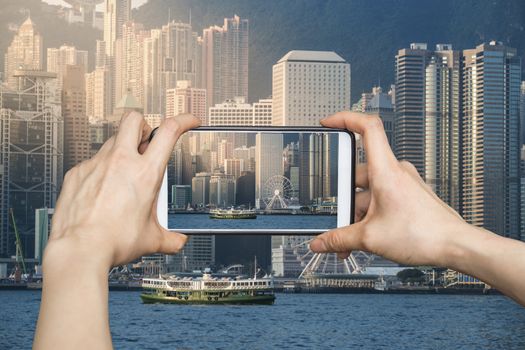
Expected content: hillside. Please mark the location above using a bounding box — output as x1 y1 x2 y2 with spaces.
134 0 525 102
1 0 523 103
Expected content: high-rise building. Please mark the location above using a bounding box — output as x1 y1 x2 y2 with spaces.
209 173 236 208
63 0 104 29
4 17 43 88
47 45 88 85
255 133 284 209
86 66 113 121
202 15 249 108
462 41 522 239
114 21 146 107
62 65 90 173
103 0 131 57
233 146 256 172
362 86 395 147
209 97 272 126
171 185 192 209
191 172 211 207
272 50 350 126
521 81 525 145
0 70 63 257
224 159 245 179
166 80 207 123
143 22 201 115
395 43 462 210
89 119 115 157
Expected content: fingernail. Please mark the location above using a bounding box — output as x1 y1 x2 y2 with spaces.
309 239 327 252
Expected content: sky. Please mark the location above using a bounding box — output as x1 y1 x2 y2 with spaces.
42 0 148 10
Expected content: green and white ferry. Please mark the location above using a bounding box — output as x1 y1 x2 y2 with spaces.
140 273 275 305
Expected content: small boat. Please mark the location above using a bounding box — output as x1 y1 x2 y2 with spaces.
209 208 257 219
140 273 275 305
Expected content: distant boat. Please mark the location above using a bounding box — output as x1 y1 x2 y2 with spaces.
209 208 257 219
140 273 275 305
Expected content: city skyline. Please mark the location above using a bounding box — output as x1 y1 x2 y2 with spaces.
0 3 523 276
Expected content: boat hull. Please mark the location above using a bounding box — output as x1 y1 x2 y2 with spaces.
140 293 275 305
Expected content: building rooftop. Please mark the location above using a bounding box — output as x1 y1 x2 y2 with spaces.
115 90 142 110
278 50 346 63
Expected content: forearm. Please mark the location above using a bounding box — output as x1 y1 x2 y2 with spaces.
448 224 525 306
34 239 113 350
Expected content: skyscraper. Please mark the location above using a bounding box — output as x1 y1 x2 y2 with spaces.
103 0 131 57
272 50 351 126
208 97 272 126
395 44 462 210
47 45 89 85
166 80 207 123
202 15 249 107
4 17 43 88
521 81 525 145
0 70 63 257
255 133 284 209
62 65 90 173
462 41 522 239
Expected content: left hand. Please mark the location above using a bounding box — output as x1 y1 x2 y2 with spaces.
45 112 200 270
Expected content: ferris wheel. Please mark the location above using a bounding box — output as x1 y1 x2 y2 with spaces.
291 238 375 277
262 175 293 210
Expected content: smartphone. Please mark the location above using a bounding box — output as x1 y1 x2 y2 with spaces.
157 127 355 235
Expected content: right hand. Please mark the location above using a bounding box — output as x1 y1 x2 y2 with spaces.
310 111 468 267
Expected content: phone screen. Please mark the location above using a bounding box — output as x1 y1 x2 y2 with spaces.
165 129 353 233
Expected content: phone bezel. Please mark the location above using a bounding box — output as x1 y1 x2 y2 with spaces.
157 126 355 235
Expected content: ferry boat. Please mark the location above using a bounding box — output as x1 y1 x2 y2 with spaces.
209 208 257 219
140 273 275 305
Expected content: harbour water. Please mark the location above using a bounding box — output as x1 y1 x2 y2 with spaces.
168 213 337 231
2 291 525 349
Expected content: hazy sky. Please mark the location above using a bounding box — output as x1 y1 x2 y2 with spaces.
42 0 148 9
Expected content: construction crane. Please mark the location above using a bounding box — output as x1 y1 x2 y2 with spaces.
10 208 27 280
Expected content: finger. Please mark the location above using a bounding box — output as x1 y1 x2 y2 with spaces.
145 114 201 174
310 222 365 253
114 111 147 151
321 112 396 171
157 229 188 255
355 190 371 222
356 163 368 189
138 123 153 155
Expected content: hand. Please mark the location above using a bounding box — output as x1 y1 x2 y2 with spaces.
310 111 468 267
45 112 201 270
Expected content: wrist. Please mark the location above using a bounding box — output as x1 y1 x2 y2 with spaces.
43 235 112 278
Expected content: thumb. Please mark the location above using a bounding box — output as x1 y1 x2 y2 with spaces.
158 229 188 255
310 222 365 253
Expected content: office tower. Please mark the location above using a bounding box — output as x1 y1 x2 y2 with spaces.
89 120 115 157
47 45 88 85
208 97 272 126
114 21 146 107
170 235 215 272
171 185 192 209
521 146 525 241
255 133 284 209
95 40 108 68
104 0 131 56
236 171 255 206
233 146 256 172
63 0 104 29
209 174 236 208
284 142 300 200
395 43 462 211
62 65 90 173
144 114 162 129
191 172 211 207
143 22 201 115
0 70 62 257
521 81 525 145
359 86 395 147
166 81 207 123
35 208 54 265
462 41 521 239
4 17 43 88
272 50 350 126
217 139 233 170
224 159 245 179
298 133 337 204
86 66 113 121
202 15 249 107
